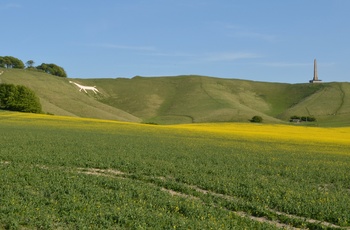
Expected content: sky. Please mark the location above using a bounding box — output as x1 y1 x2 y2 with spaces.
1 0 349 83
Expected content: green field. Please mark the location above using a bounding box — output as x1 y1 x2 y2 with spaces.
1 68 349 126
1 112 350 229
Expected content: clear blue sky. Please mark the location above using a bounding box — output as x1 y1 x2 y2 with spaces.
1 0 349 83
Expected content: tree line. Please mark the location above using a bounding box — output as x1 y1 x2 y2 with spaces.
290 115 316 122
0 56 67 78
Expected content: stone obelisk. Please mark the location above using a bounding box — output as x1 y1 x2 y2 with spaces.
313 59 318 81
309 59 322 83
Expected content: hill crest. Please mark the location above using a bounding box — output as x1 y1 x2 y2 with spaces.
1 68 349 126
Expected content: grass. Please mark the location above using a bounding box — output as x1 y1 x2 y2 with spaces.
279 82 350 127
1 69 349 126
0 111 350 229
0 69 140 122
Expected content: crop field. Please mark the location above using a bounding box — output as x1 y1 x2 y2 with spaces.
0 112 350 229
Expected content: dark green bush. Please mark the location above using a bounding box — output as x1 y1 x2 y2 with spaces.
250 115 263 123
36 63 67 78
0 84 42 113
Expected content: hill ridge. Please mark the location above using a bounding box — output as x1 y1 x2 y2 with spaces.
1 69 349 126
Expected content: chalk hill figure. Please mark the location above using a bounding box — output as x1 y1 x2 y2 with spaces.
69 81 100 94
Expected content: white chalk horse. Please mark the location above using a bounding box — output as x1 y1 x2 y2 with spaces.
69 81 100 94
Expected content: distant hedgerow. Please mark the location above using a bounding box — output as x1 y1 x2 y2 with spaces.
0 83 42 113
290 115 316 122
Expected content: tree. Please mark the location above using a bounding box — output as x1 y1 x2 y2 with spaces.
0 84 42 113
0 57 5 68
0 84 17 107
250 115 263 123
307 116 316 122
290 115 300 120
26 60 35 68
36 63 67 77
0 56 25 69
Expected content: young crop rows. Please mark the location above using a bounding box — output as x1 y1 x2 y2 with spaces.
0 112 350 229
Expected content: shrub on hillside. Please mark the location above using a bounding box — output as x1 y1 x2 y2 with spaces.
0 56 25 69
0 84 42 113
250 115 263 123
36 63 67 78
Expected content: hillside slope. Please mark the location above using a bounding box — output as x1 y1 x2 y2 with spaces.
92 75 328 124
1 69 349 126
279 82 350 126
0 69 140 122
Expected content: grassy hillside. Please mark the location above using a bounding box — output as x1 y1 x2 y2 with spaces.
279 82 350 126
0 69 140 122
93 75 331 124
1 68 349 126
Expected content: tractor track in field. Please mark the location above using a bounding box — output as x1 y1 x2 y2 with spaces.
46 165 350 229
1 161 349 229
75 167 300 229
71 167 350 229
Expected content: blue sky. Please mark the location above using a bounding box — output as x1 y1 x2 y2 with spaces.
1 0 349 83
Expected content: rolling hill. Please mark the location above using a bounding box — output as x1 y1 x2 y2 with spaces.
1 68 349 126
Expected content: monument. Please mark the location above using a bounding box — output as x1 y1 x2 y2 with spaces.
309 59 322 83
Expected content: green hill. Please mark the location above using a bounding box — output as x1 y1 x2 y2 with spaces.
0 69 140 122
1 68 349 126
